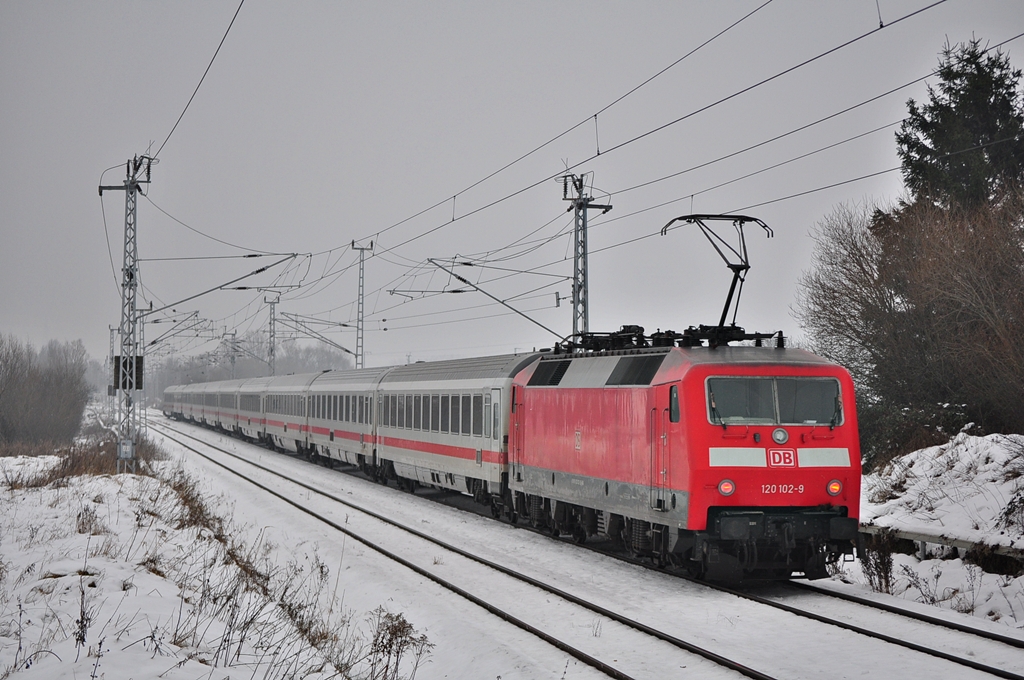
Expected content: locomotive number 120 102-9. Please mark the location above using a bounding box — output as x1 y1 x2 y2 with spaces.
762 484 805 494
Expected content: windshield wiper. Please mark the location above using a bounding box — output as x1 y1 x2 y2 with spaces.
709 390 726 429
830 395 842 430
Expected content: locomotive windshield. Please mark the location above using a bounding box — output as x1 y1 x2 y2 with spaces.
707 377 842 426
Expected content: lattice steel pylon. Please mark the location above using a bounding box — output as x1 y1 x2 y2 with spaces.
100 156 152 473
265 295 278 376
562 174 611 347
351 239 373 369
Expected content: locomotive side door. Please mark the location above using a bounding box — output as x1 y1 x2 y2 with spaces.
650 384 677 511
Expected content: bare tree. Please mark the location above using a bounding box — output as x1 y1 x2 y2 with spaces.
0 335 91 445
796 196 1024 467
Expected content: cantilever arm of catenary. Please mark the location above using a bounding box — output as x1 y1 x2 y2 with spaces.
428 258 564 341
138 254 300 318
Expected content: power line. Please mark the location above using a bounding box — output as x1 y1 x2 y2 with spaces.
97 163 127 294
154 0 246 160
322 0 949 275
231 1 951 325
144 195 286 255
174 4 1024 358
304 0 774 260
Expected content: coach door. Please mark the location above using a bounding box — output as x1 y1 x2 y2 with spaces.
510 386 524 482
650 384 677 511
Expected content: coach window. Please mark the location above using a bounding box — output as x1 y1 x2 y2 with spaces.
472 395 483 436
440 395 450 433
397 395 406 428
382 394 390 427
422 395 431 432
450 394 460 434
670 385 680 423
461 395 472 435
413 395 422 430
388 395 396 427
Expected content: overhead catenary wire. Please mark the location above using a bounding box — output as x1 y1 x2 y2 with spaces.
305 0 950 295
153 0 246 160
192 1 960 340
184 3 1024 357
301 0 775 262
144 195 288 255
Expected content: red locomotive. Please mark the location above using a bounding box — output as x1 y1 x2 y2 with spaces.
506 325 859 581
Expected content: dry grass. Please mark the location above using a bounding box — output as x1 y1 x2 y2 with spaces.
0 435 164 490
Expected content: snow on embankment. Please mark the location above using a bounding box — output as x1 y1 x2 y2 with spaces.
824 432 1024 628
0 456 430 679
862 432 1024 551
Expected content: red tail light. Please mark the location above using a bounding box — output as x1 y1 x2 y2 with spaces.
827 479 842 496
718 479 736 496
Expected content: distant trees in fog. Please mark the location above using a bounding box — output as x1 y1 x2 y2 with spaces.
0 335 91 444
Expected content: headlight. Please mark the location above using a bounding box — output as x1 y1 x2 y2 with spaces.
772 428 789 444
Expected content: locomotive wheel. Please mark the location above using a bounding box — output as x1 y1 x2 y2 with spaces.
572 525 587 544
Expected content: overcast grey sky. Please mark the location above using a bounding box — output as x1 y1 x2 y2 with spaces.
2 1 1023 368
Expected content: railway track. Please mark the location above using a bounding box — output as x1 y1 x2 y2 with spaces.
570 521 1024 680
781 579 1024 650
151 417 1024 680
150 419 777 680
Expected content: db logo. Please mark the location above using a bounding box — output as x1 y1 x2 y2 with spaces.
768 449 796 467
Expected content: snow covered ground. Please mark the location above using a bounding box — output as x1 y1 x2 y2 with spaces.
836 432 1024 628
0 455 437 680
2 424 1023 679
